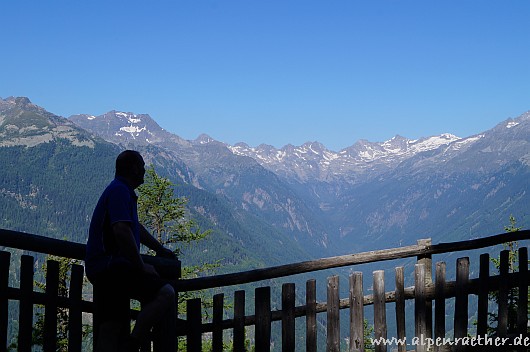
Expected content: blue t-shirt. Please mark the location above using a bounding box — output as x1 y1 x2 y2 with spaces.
85 177 141 278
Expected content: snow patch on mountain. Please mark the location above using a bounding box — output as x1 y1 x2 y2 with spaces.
228 133 463 183
120 125 147 135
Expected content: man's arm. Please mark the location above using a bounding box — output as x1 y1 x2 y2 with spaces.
139 224 176 258
112 221 158 276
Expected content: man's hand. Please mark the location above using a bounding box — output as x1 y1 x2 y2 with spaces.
156 247 176 259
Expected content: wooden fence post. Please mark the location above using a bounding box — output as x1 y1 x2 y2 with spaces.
282 283 295 352
477 254 489 337
417 238 432 340
373 270 386 352
187 297 202 352
395 267 406 352
306 279 317 352
233 290 246 351
212 293 224 352
255 286 271 352
517 247 528 336
415 264 426 352
0 251 10 349
44 259 60 352
498 250 509 337
350 271 364 352
18 255 34 352
454 257 469 352
68 263 84 352
434 261 446 352
327 275 340 352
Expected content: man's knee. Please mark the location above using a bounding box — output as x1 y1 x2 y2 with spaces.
157 283 175 303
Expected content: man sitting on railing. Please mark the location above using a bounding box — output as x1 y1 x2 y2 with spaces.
85 150 177 352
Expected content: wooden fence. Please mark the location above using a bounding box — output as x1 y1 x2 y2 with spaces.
177 232 530 352
1 228 529 351
0 229 180 352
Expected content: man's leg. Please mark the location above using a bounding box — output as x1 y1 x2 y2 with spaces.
130 283 176 350
152 288 177 351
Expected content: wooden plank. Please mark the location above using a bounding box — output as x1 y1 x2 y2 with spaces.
0 229 181 274
0 251 10 349
454 257 469 350
187 298 202 352
477 254 489 336
394 267 406 352
497 250 509 337
174 230 530 291
434 261 446 347
350 271 364 352
417 239 432 340
517 247 528 336
212 293 224 352
414 264 426 352
327 275 340 352
2 228 530 294
281 283 295 352
18 255 34 352
373 270 386 352
68 264 84 352
44 259 59 352
233 290 246 352
306 279 317 352
255 286 271 352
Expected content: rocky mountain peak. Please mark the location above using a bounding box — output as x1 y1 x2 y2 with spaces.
194 134 216 145
69 110 190 148
0 97 95 148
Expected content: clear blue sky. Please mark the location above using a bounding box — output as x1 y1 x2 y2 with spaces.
1 1 529 151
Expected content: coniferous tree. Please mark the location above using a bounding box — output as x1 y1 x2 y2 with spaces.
137 166 217 348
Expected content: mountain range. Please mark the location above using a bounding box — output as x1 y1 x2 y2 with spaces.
69 102 530 251
2 96 530 269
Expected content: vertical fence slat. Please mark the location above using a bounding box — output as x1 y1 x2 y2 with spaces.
18 255 34 352
477 254 489 336
306 279 317 352
417 239 433 340
373 270 386 352
454 257 469 352
255 286 271 352
434 261 446 349
395 267 406 352
233 290 246 352
0 251 10 349
212 293 224 352
187 298 202 352
350 271 364 352
498 250 509 337
44 259 59 352
327 275 340 352
415 264 426 352
517 247 528 336
68 263 84 352
282 283 295 352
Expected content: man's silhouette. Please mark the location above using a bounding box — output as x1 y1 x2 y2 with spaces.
86 150 176 351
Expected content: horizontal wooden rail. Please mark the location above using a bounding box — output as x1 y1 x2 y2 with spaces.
0 228 180 274
3 228 529 292
175 230 530 291
0 229 86 260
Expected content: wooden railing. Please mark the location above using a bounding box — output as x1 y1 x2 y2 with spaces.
0 229 180 352
1 228 529 351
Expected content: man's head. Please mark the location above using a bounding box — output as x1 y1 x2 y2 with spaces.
115 150 145 188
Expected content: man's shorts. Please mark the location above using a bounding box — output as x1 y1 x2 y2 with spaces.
91 260 169 323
